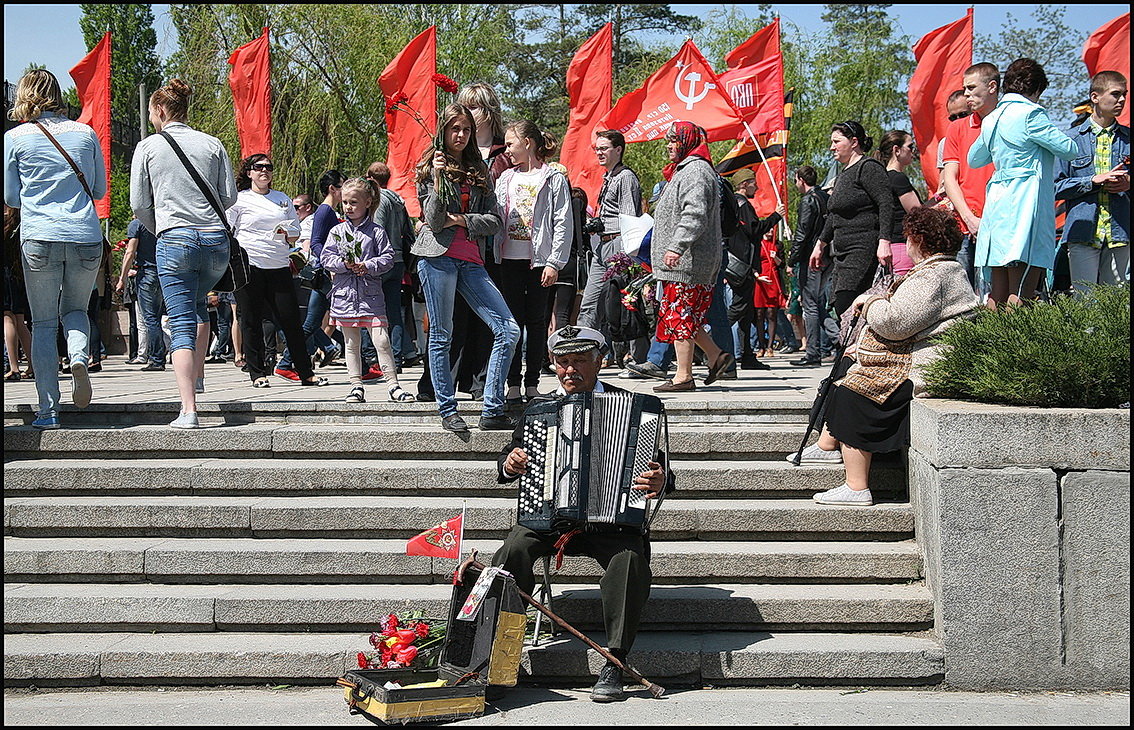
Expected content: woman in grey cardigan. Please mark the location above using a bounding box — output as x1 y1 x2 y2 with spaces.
411 103 519 433
650 122 734 393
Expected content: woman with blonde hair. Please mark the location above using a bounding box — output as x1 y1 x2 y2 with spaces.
4 69 106 429
411 103 518 433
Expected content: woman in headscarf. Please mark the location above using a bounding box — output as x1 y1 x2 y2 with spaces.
650 121 734 393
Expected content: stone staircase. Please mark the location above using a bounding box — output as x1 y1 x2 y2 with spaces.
3 397 944 688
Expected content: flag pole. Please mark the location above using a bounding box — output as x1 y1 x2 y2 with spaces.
740 119 785 209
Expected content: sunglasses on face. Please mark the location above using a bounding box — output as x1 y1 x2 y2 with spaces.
251 163 274 172
948 111 971 122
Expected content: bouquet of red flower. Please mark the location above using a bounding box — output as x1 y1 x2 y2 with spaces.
357 612 447 670
384 73 461 205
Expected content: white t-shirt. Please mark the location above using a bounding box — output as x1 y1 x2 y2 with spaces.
227 189 300 269
502 168 542 260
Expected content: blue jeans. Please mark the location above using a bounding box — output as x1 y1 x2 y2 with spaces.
156 228 229 352
21 239 103 418
798 262 839 360
382 262 407 365
418 256 519 418
136 264 166 366
706 268 735 369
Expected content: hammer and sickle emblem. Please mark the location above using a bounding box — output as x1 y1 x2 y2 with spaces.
674 60 715 111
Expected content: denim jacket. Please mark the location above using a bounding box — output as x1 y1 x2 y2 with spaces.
1054 119 1130 245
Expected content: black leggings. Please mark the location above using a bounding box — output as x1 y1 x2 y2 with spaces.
234 266 314 381
498 259 550 388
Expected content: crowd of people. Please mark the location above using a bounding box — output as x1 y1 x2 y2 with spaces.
3 59 1129 445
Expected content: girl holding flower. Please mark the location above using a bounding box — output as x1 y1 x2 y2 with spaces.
321 178 412 403
411 103 519 433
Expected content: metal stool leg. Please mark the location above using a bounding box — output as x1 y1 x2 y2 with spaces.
532 554 554 646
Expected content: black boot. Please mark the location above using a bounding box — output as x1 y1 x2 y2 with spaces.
590 660 625 702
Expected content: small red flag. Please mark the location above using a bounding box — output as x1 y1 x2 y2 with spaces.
561 23 613 209
907 10 973 195
405 514 463 560
719 19 786 135
600 40 745 144
380 27 437 219
69 31 111 220
1082 13 1130 126
228 27 272 159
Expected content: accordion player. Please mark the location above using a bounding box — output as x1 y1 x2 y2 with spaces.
513 390 669 534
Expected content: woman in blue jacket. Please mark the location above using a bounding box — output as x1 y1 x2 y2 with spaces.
968 58 1078 306
3 70 106 429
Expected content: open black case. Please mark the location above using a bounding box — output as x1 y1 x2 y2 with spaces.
339 563 527 724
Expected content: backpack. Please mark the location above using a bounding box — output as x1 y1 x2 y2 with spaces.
718 174 742 238
602 271 651 342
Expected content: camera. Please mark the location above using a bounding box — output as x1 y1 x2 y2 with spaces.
582 216 605 235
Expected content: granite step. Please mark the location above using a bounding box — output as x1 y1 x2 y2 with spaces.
1 630 945 687
3 537 924 585
1 423 817 461
2 496 915 541
0 458 904 498
3 582 935 634
3 397 814 427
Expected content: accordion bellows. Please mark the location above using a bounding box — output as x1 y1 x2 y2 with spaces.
517 392 666 533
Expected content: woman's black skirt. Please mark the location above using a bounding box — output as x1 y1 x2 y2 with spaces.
826 379 914 454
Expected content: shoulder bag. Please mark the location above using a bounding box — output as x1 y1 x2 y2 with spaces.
158 131 249 293
32 120 113 297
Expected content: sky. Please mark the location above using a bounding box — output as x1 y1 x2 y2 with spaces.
4 3 1129 90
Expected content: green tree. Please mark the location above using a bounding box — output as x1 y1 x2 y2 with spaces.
974 6 1086 126
78 4 163 125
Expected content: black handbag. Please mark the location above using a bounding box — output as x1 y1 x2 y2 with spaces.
158 131 250 293
297 260 332 296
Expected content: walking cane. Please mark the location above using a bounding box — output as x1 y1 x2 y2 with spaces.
791 312 860 467
457 550 666 699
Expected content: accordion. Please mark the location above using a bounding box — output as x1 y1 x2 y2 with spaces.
516 391 667 534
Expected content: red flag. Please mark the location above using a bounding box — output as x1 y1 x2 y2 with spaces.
601 40 745 144
380 27 437 219
228 27 272 159
908 10 973 195
69 31 111 220
561 23 613 209
405 513 463 560
719 19 785 135
1083 13 1131 126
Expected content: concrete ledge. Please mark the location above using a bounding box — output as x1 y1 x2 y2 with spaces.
910 399 1130 691
910 399 1129 470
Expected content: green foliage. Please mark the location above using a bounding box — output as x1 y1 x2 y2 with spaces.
78 4 163 122
974 6 1085 126
922 285 1131 408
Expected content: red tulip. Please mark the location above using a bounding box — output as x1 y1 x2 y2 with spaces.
395 629 417 645
396 646 419 665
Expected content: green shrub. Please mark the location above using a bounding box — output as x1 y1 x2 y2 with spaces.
923 284 1130 408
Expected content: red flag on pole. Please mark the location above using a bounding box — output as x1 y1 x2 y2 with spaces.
69 31 111 220
380 26 437 219
405 513 463 560
228 27 272 159
560 22 613 209
1083 13 1131 126
908 9 973 195
600 40 746 144
718 19 786 135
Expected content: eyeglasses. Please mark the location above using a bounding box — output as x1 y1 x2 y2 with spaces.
592 146 613 153
251 163 274 172
948 111 971 122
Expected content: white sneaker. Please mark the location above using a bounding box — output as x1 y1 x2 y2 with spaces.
70 360 92 409
785 443 843 464
813 483 873 506
170 412 200 429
